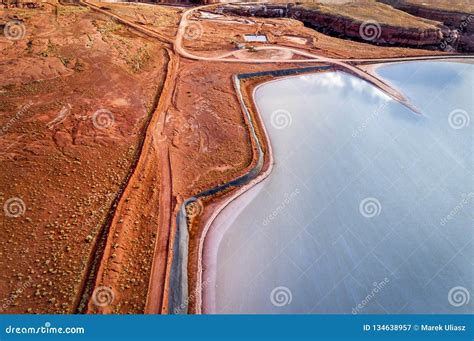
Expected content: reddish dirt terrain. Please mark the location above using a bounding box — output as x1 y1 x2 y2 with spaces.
183 9 448 58
0 1 464 315
0 3 169 313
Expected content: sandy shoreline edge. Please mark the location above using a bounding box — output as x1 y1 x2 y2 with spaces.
168 56 474 315
169 66 338 314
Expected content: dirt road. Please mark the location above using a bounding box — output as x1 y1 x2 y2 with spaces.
79 0 472 314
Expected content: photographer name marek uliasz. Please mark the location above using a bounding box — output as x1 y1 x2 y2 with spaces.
422 324 466 331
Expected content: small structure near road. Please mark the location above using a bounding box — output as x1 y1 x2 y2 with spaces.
243 34 268 43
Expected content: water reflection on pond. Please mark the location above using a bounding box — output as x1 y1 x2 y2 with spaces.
204 61 473 314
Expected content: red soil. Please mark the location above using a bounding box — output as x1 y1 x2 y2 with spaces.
0 1 455 315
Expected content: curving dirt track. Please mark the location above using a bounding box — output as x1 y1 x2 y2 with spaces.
83 48 177 314
74 0 474 315
0 2 171 314
5 0 470 315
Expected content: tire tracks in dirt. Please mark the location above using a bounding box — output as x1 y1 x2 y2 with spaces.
77 47 174 314
76 0 473 314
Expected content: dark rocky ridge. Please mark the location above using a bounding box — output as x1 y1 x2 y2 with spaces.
215 3 470 52
379 0 473 52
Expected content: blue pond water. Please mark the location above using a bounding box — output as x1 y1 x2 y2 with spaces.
205 61 473 314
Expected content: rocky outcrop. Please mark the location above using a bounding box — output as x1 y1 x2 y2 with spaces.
378 0 473 52
379 1 473 30
217 3 290 18
215 3 465 52
294 6 452 49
